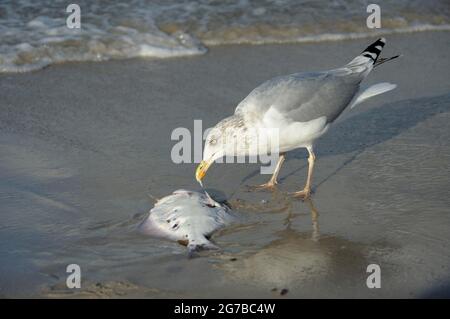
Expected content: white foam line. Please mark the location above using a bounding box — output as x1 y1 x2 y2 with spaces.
204 24 450 46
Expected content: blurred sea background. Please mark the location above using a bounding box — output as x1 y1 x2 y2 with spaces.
1 0 450 72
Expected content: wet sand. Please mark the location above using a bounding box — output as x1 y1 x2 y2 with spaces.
0 30 449 298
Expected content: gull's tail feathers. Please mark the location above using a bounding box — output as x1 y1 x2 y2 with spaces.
349 82 397 109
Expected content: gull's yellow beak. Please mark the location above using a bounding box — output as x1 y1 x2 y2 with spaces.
195 160 211 183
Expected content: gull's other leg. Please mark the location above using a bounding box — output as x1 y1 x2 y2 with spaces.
249 153 285 190
292 146 315 199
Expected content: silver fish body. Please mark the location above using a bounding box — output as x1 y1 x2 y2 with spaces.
139 189 233 253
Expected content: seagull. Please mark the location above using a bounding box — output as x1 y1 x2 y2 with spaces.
196 38 399 198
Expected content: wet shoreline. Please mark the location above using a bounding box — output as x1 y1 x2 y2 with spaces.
0 30 449 298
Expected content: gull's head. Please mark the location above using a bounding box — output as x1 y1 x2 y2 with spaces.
195 116 249 184
195 127 224 184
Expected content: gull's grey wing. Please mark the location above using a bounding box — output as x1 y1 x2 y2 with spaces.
235 70 363 123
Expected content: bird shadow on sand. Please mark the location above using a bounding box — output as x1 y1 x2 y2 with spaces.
241 93 450 189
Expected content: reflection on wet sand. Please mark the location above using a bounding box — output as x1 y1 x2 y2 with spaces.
217 198 371 294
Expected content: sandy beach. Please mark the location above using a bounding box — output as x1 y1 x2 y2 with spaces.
0 30 449 298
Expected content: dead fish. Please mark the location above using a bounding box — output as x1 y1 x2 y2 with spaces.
139 189 233 254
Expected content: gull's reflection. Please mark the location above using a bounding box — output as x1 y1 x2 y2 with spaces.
282 198 320 242
309 200 320 242
217 198 369 293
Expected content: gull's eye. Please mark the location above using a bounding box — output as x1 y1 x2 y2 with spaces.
209 137 217 145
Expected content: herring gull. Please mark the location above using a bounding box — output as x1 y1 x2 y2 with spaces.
196 38 400 198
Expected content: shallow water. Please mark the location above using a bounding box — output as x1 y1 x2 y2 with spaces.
1 0 450 72
1 32 450 297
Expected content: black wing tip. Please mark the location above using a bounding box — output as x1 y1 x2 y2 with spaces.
373 54 402 67
361 38 387 61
